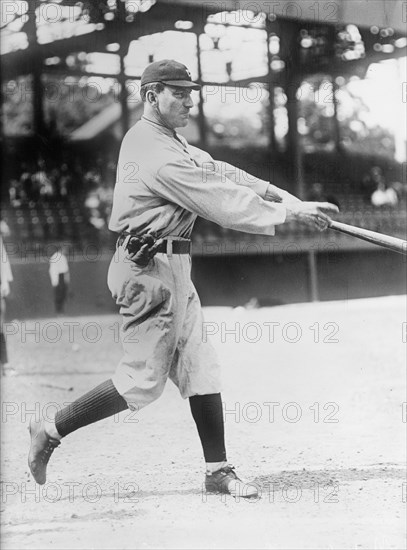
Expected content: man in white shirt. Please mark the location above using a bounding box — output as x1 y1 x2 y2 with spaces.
371 182 398 207
1 236 14 374
49 246 70 314
29 60 338 498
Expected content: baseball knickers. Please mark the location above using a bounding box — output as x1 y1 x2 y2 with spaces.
107 239 222 409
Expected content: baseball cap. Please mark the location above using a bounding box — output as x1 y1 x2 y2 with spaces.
140 59 200 90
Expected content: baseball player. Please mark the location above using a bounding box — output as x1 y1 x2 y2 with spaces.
1 235 14 375
28 60 338 498
49 245 70 314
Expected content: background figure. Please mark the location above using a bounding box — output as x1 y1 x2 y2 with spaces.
371 180 399 207
49 246 70 314
1 237 14 374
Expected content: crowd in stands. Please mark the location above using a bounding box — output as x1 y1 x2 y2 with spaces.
5 156 116 236
9 160 73 206
2 154 406 250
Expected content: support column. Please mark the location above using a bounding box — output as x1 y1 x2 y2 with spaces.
117 0 130 137
307 249 319 302
32 68 46 140
280 20 305 199
26 1 46 143
266 19 276 153
332 77 342 152
286 78 305 199
195 26 207 148
118 46 130 137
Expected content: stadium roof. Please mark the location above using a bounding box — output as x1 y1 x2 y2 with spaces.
158 0 406 34
1 0 405 73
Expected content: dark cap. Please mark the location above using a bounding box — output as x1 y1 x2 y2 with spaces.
140 59 200 90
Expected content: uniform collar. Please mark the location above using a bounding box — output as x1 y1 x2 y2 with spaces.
141 116 175 138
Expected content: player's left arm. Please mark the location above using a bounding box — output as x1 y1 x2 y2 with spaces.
265 183 302 204
212 160 303 204
188 146 301 205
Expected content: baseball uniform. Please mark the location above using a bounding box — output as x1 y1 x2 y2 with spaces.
108 116 287 409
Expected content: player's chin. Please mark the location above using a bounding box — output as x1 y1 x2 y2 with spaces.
177 114 190 126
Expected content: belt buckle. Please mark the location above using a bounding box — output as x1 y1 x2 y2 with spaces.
122 235 131 251
117 234 133 252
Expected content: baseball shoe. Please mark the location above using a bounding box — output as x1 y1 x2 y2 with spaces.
205 465 259 499
28 419 60 485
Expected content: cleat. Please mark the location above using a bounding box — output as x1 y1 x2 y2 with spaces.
28 419 60 485
205 465 259 499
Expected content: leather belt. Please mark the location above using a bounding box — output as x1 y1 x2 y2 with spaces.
117 233 191 255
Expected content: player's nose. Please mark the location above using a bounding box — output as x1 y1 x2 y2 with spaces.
184 95 194 108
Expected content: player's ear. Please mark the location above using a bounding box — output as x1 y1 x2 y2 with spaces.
146 91 157 105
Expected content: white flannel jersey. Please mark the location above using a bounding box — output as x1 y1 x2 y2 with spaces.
109 116 287 238
0 238 13 298
49 253 69 287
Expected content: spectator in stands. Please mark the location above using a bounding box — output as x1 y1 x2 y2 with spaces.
370 167 399 208
19 163 34 200
84 171 114 230
98 182 114 224
0 219 10 238
362 165 385 199
58 164 72 199
85 184 105 230
49 168 61 196
88 209 106 230
34 159 54 199
371 182 398 207
8 179 25 207
49 245 70 314
84 167 102 189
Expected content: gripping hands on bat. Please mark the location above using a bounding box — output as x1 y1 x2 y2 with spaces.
284 202 340 231
263 184 339 231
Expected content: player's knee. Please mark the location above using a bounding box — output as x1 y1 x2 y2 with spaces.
123 381 166 411
147 382 166 404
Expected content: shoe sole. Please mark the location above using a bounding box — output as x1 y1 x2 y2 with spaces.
28 422 46 485
205 484 259 499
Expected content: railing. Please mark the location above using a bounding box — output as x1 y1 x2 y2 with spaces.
2 196 406 258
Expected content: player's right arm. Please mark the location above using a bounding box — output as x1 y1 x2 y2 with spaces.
153 159 338 234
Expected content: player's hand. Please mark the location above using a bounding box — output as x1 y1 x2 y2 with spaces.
126 233 163 266
285 202 339 231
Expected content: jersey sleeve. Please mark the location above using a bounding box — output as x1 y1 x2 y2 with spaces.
153 159 286 235
186 145 270 199
210 160 271 199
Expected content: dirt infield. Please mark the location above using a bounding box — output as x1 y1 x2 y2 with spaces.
1 296 406 549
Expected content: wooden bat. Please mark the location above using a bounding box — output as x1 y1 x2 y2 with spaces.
328 220 407 255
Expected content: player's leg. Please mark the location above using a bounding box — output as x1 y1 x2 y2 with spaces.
28 379 128 484
1 296 8 373
29 247 176 484
54 283 61 313
188 392 226 471
189 393 258 498
59 275 67 313
171 278 258 498
0 330 8 375
0 296 15 376
188 393 257 497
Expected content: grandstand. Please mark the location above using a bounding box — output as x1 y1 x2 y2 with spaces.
1 0 406 314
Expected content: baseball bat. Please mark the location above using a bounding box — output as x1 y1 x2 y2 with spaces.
328 220 407 255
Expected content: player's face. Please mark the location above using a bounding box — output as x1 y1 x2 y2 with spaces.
157 86 194 129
